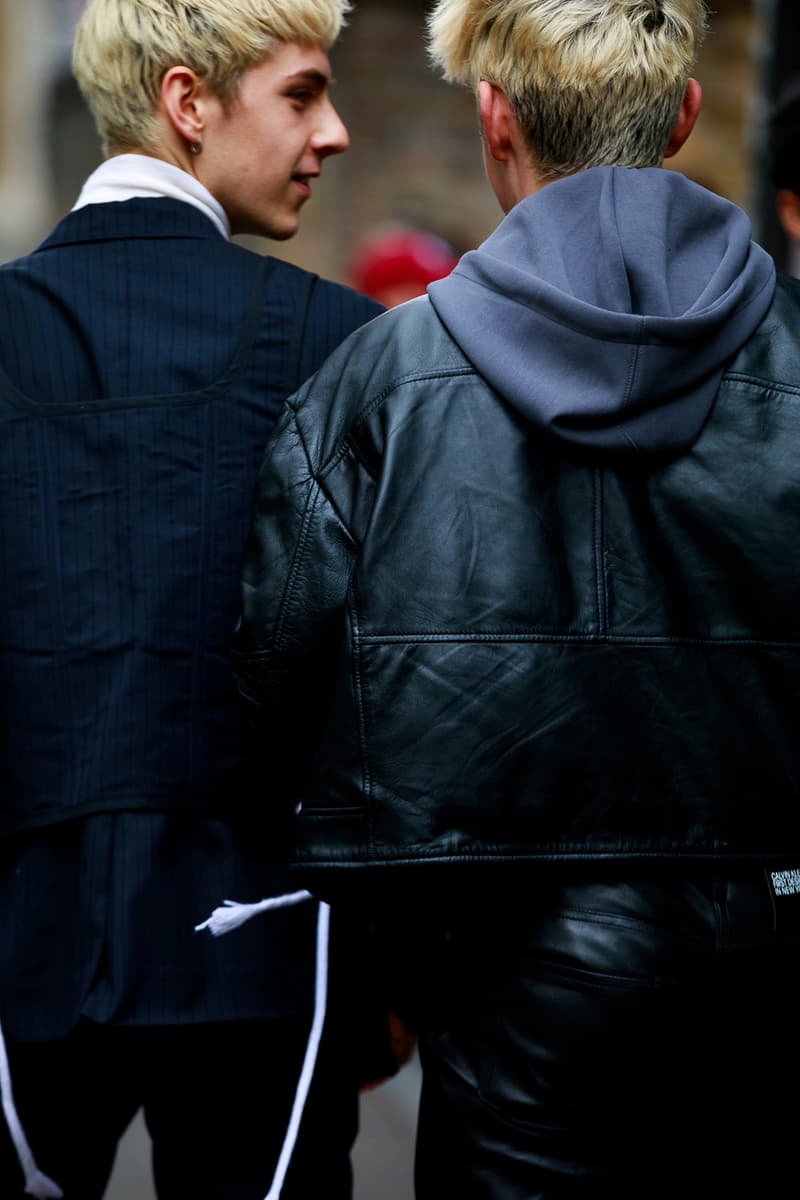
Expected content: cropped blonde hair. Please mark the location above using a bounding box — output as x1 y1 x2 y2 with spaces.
428 0 708 178
73 0 352 154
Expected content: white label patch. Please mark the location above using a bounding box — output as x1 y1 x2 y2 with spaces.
770 868 800 897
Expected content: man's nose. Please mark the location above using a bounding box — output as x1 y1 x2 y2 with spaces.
312 100 349 158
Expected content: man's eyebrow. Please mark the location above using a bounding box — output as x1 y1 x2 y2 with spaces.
283 69 330 88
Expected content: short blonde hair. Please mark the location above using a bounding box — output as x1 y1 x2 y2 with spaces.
428 0 708 178
73 0 352 154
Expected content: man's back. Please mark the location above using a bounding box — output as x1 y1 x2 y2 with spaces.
235 166 800 889
0 197 378 835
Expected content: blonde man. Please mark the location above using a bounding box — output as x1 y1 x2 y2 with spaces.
235 0 800 1196
0 3 391 1199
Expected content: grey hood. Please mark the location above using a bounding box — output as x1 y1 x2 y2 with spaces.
428 166 776 458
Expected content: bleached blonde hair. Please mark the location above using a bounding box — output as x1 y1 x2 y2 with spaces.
73 0 352 154
428 0 708 178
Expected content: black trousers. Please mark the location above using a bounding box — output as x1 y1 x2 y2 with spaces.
0 1015 359 1200
414 869 800 1198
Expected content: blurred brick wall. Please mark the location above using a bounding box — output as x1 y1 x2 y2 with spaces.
668 4 758 207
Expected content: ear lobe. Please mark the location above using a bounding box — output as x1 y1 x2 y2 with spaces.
663 77 702 159
160 65 205 147
478 80 514 163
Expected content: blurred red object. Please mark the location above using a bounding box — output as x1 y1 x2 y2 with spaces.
348 226 459 307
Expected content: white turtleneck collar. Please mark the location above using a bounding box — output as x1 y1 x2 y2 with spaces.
72 153 231 241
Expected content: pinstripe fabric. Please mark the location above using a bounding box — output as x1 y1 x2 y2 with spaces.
0 198 381 835
0 197 382 1034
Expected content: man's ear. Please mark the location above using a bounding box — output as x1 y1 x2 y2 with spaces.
160 65 206 149
663 77 702 159
776 189 800 243
478 80 515 163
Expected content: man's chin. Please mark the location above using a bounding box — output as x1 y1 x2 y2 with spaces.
266 224 298 242
231 216 299 242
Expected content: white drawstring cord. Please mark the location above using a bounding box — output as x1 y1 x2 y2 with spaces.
194 889 313 935
264 899 329 1200
0 1018 64 1198
196 891 330 1200
0 889 325 1200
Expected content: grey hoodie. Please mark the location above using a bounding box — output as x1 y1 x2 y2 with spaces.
428 166 776 458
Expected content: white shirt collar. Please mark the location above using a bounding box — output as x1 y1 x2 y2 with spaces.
72 154 231 241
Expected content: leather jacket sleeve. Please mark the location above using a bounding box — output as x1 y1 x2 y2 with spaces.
232 365 367 813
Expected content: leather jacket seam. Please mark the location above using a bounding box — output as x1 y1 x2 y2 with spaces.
592 469 607 635
348 579 374 851
355 631 800 647
271 480 322 654
723 372 800 398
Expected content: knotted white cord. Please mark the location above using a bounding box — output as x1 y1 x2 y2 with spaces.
195 890 330 1200
194 889 313 935
0 1018 64 1198
0 891 323 1200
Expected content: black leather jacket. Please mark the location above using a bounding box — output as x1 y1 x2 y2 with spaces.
235 276 800 896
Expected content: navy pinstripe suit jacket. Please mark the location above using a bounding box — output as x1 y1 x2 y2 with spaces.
0 197 382 1035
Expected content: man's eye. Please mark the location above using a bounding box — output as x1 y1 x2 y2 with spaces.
290 90 312 103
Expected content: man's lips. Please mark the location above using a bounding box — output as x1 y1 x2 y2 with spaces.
292 174 317 199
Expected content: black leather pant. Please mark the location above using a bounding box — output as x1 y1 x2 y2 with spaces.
414 869 800 1198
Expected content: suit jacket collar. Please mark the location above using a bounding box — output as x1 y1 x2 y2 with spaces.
37 197 227 251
